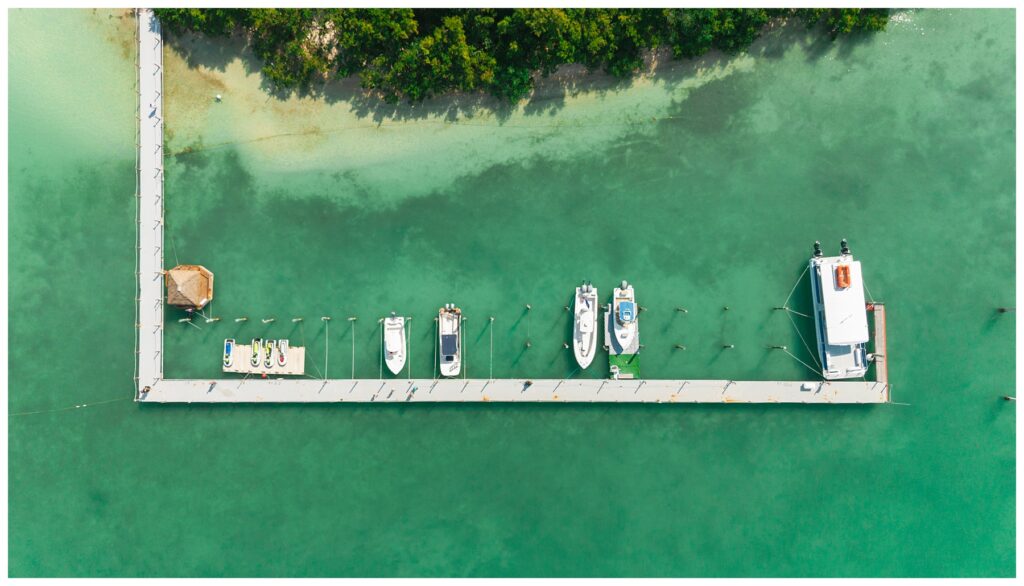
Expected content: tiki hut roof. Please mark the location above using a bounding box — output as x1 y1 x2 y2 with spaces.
165 264 214 309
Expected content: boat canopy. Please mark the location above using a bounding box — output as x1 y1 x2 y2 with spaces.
819 259 869 345
619 301 636 322
441 334 458 356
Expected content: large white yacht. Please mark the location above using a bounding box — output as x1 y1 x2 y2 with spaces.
438 304 462 377
809 239 870 380
573 282 598 369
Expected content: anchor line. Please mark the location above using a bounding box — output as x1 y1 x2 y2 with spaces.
863 279 877 304
132 10 141 391
786 310 821 370
781 348 822 378
168 227 181 267
10 396 133 418
324 319 330 380
300 321 324 379
782 264 809 309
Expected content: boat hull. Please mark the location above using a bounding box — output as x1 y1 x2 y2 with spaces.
611 286 638 353
573 286 598 369
277 340 288 367
384 317 407 376
438 308 462 377
809 255 869 380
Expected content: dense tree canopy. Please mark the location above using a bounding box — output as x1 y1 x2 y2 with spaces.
154 8 889 103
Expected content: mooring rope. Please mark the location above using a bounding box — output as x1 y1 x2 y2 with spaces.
782 264 809 309
779 347 822 378
785 309 821 370
9 396 133 418
349 318 356 379
132 10 141 392
300 320 324 379
406 317 412 380
863 279 877 304
168 229 181 267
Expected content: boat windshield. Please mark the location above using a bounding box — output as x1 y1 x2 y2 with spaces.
619 302 635 322
441 334 458 356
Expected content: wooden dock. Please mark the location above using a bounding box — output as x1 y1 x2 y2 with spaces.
135 8 164 393
133 9 890 405
871 303 888 384
138 378 890 404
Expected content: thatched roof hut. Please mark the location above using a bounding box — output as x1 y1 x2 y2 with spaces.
165 264 214 310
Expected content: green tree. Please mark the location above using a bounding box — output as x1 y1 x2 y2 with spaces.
154 8 891 103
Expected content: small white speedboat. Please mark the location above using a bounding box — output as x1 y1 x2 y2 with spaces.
277 339 288 367
251 338 262 367
223 338 235 368
384 312 407 376
264 339 275 369
573 282 598 369
438 303 462 377
613 280 638 351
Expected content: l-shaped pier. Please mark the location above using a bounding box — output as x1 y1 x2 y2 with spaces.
139 378 890 404
134 9 889 405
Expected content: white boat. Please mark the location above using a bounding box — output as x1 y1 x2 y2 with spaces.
277 339 288 367
384 312 407 376
573 282 598 369
611 280 638 352
250 338 262 367
223 338 234 368
264 339 275 369
438 304 462 377
809 239 870 380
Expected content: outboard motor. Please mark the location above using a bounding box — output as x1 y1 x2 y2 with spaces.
840 238 850 256
813 241 823 257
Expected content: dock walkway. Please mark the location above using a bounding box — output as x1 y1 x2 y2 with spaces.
872 303 888 384
140 378 890 404
136 8 164 393
133 10 888 405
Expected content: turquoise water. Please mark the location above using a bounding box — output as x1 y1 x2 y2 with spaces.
9 9 1016 576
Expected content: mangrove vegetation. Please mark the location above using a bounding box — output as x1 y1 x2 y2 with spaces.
154 8 890 103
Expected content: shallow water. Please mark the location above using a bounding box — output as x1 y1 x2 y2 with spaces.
9 9 1016 576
